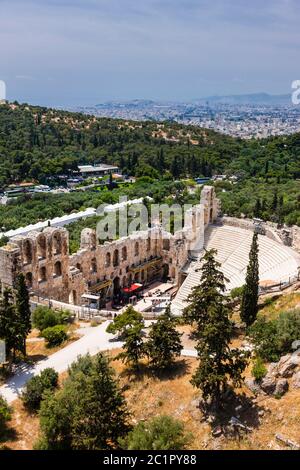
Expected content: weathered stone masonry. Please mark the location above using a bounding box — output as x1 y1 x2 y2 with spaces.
0 186 220 306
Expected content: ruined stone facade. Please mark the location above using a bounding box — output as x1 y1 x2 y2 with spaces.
0 186 219 306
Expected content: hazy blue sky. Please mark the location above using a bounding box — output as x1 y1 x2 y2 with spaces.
0 0 299 106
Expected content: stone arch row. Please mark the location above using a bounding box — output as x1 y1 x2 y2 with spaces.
74 237 156 275
23 232 65 265
112 270 147 290
25 260 62 287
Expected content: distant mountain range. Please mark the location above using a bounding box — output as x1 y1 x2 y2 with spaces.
92 93 293 108
195 93 292 106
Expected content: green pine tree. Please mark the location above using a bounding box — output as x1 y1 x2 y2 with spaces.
117 321 145 369
15 273 31 355
147 304 183 369
37 353 130 450
183 250 249 409
240 232 260 327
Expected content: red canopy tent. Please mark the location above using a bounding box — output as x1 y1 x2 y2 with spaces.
123 283 143 294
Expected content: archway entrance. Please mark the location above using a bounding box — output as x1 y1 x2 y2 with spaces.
162 264 169 282
113 276 120 295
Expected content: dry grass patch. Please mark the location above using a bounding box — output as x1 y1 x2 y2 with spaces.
259 292 300 320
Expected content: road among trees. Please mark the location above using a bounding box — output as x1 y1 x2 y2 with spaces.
0 321 123 403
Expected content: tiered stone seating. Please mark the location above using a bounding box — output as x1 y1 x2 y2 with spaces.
171 224 300 315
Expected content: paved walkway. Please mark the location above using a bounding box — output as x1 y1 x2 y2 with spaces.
0 321 123 403
0 321 197 404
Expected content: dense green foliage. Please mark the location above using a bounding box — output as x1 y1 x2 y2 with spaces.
230 285 245 303
37 353 130 450
217 179 300 226
249 310 300 362
146 305 183 369
183 250 249 406
1 102 300 233
0 102 239 187
121 415 190 450
116 322 145 369
42 325 68 347
0 396 11 438
106 306 144 338
240 233 259 327
32 306 71 332
21 368 59 412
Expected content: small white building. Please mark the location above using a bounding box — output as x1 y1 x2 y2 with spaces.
78 164 119 178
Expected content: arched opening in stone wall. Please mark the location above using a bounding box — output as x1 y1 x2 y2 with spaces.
91 258 97 273
53 232 62 255
39 266 47 283
25 272 33 288
122 246 127 261
162 263 169 281
105 252 111 267
210 208 213 223
54 261 62 277
113 249 119 267
134 272 139 282
91 232 97 249
37 235 46 259
163 239 170 251
113 276 120 295
134 242 139 257
24 240 33 264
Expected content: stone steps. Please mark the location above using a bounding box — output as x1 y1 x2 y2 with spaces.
171 224 300 315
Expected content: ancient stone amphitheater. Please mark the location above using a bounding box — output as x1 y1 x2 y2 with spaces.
172 223 300 316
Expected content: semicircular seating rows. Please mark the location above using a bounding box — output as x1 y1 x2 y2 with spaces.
171 224 300 316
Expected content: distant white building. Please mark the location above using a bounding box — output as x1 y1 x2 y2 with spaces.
78 164 119 178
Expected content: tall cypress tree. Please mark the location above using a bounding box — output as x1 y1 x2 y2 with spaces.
183 250 249 409
240 232 259 327
15 273 31 355
0 289 18 369
147 304 183 369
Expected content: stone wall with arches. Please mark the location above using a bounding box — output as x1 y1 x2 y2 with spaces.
0 186 219 306
0 226 70 301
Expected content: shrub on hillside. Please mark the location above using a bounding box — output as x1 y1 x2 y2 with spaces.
0 395 11 437
42 325 68 348
21 368 59 412
251 357 267 382
230 286 245 302
121 415 190 450
32 306 72 332
249 310 300 362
